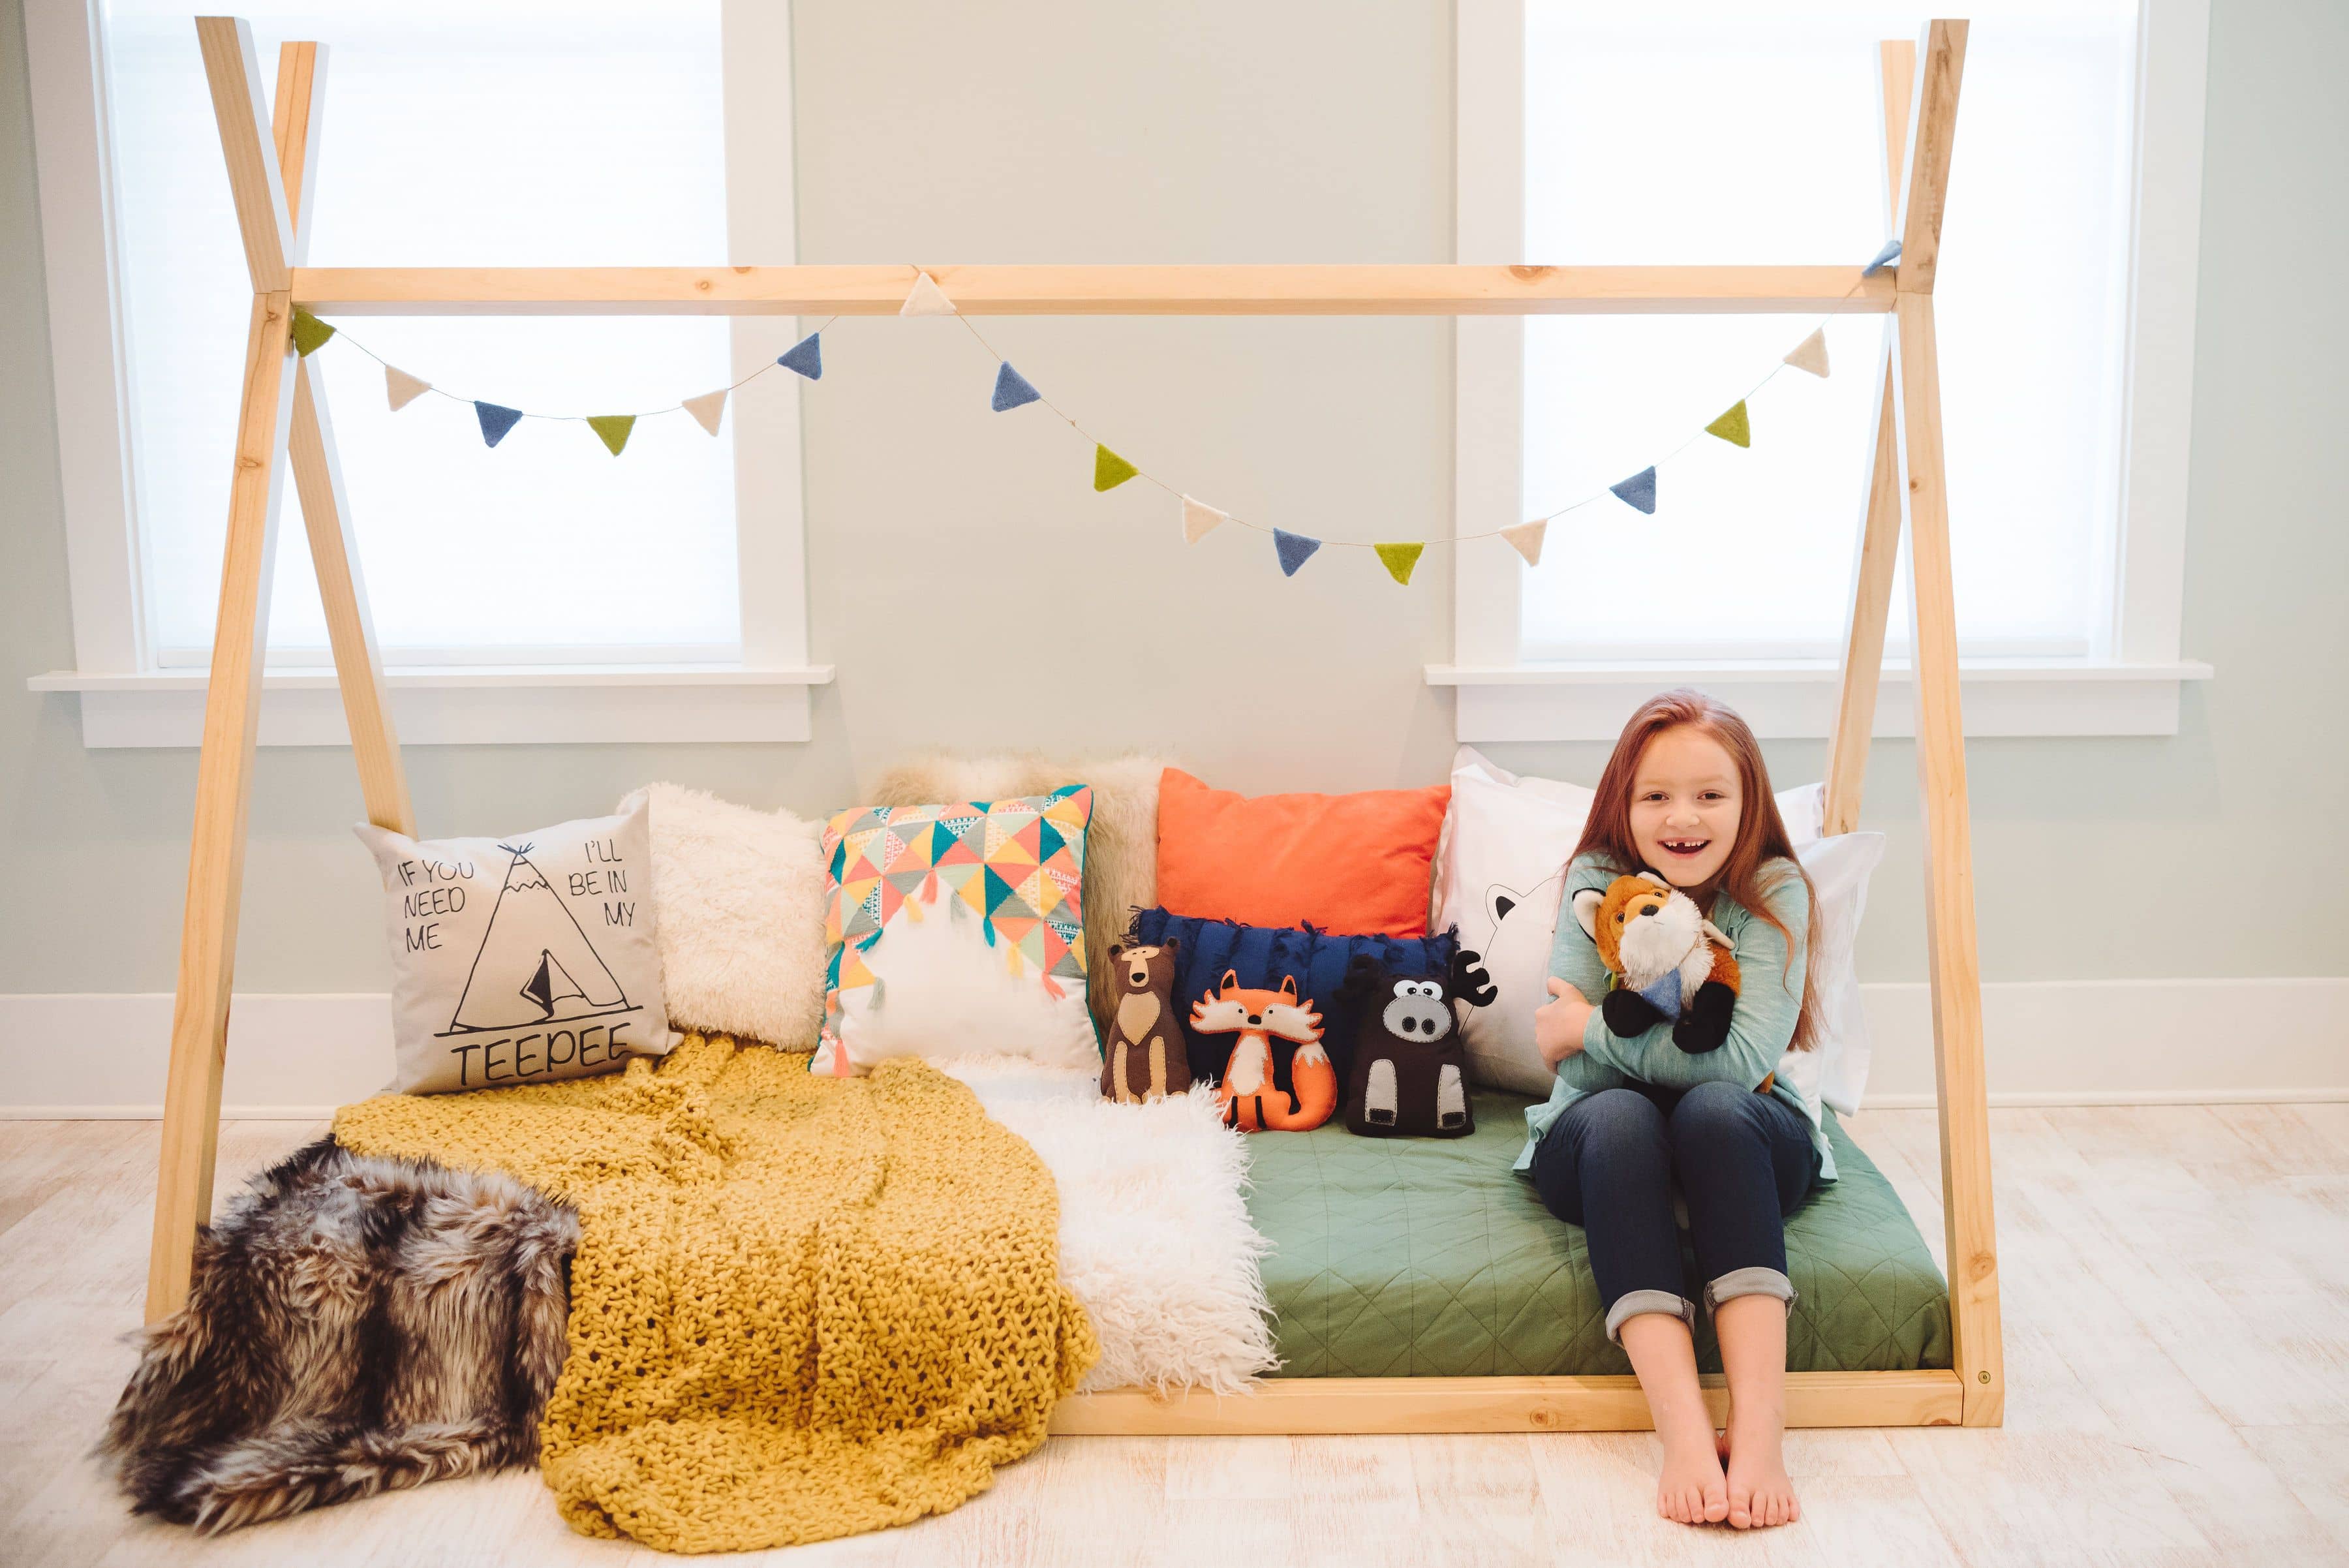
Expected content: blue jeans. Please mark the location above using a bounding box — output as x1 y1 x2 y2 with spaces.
1529 1079 1820 1342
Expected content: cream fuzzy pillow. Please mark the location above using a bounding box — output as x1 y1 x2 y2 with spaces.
619 784 828 1049
863 752 1169 1039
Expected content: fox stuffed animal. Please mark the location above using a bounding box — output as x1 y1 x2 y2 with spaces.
1190 971 1336 1132
1571 873 1758 1078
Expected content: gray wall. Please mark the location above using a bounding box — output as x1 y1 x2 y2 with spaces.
3 0 2342 1000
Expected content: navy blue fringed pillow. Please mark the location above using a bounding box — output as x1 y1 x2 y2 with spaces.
1128 908 1460 1089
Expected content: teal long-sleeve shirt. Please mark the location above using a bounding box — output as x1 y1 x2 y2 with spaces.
1513 852 1835 1181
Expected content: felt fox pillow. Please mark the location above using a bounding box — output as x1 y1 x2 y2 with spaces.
1190 971 1334 1132
1571 873 1745 1061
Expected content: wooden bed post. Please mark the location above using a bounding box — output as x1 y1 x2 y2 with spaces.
146 23 408 1322
1884 20 2004 1427
1820 39 1914 838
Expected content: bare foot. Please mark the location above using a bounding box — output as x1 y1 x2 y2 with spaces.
1723 1417 1800 1528
1655 1424 1730 1524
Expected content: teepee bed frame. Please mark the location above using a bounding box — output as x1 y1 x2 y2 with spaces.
146 16 2001 1434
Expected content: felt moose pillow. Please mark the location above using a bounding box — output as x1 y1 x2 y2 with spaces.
1338 955 1474 1139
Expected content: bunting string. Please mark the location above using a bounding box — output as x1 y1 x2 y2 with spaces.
285 253 1883 583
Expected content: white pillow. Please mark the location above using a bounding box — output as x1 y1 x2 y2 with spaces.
358 798 673 1094
1432 747 1879 1111
619 783 829 1050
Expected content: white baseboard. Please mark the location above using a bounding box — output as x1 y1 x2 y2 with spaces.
1852 976 2349 1109
3 977 2344 1119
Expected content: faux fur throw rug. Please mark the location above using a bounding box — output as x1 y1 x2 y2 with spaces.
100 1139 577 1532
110 1038 1096 1554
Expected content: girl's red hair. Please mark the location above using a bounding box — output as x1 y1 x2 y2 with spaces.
1572 688 1819 1049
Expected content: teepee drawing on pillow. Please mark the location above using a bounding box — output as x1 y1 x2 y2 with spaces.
443 841 631 1034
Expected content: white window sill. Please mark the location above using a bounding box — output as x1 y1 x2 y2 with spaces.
28 664 835 748
1424 658 2214 741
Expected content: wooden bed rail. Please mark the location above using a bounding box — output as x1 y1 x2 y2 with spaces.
150 16 2001 1430
287 264 1901 316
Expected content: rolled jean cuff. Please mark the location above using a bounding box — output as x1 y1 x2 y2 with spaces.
1604 1289 1698 1344
1704 1267 1797 1316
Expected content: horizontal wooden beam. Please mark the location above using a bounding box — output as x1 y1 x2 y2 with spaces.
291 263 1899 317
1051 1368 1965 1436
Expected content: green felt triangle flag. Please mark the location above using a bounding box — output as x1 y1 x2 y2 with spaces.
1375 542 1424 585
1706 400 1751 448
587 414 636 456
290 309 336 358
1093 444 1139 491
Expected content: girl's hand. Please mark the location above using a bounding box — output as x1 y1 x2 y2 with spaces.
1536 978 1595 1067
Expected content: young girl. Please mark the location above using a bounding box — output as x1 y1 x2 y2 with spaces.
1522 688 1829 1530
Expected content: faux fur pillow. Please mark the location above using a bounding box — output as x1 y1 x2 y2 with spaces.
863 752 1169 1039
619 784 828 1049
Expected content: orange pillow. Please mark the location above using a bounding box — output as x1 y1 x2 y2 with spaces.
1154 768 1451 938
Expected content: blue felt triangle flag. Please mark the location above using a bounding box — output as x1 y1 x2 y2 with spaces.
1610 466 1658 515
991 362 1041 412
1862 239 1902 277
778 331 823 380
1273 528 1322 577
474 401 523 448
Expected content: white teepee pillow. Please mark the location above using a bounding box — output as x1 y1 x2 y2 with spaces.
358 797 673 1094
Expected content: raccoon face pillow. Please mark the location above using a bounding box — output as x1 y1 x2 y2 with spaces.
357 797 673 1094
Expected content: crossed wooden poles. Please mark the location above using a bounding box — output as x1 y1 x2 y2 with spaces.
151 16 2000 1431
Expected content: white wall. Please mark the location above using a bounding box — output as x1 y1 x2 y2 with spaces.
3 0 2345 1107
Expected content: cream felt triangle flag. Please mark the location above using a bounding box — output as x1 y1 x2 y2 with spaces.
1181 495 1227 544
900 271 958 317
384 366 430 412
682 390 728 435
1784 328 1831 378
1501 519 1547 566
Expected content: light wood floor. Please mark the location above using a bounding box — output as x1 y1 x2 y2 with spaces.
7 1106 2349 1567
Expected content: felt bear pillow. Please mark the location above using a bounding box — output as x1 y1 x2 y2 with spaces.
812 785 1099 1075
357 797 673 1094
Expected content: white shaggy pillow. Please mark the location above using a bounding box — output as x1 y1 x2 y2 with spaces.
619 784 827 1049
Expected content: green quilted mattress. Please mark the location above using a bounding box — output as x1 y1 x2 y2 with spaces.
1244 1088 1952 1378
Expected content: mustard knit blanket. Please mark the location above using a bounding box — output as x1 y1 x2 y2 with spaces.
333 1036 1097 1554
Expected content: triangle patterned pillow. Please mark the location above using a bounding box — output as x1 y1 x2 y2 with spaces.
813 784 1098 1075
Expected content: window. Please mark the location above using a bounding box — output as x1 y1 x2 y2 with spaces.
28 0 822 744
1445 0 2213 737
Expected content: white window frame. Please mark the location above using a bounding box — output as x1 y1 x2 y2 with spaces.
1437 0 2215 740
23 0 831 747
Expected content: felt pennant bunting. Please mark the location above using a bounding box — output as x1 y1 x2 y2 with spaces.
474 401 524 448
1374 542 1424 586
1273 528 1321 577
900 270 958 317
1610 466 1658 515
1706 401 1751 448
384 366 430 412
1501 519 1547 566
290 308 337 358
1862 239 1902 277
1180 495 1227 544
681 389 728 435
992 362 1041 412
778 331 823 380
1093 444 1140 491
1784 327 1830 378
587 414 636 456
